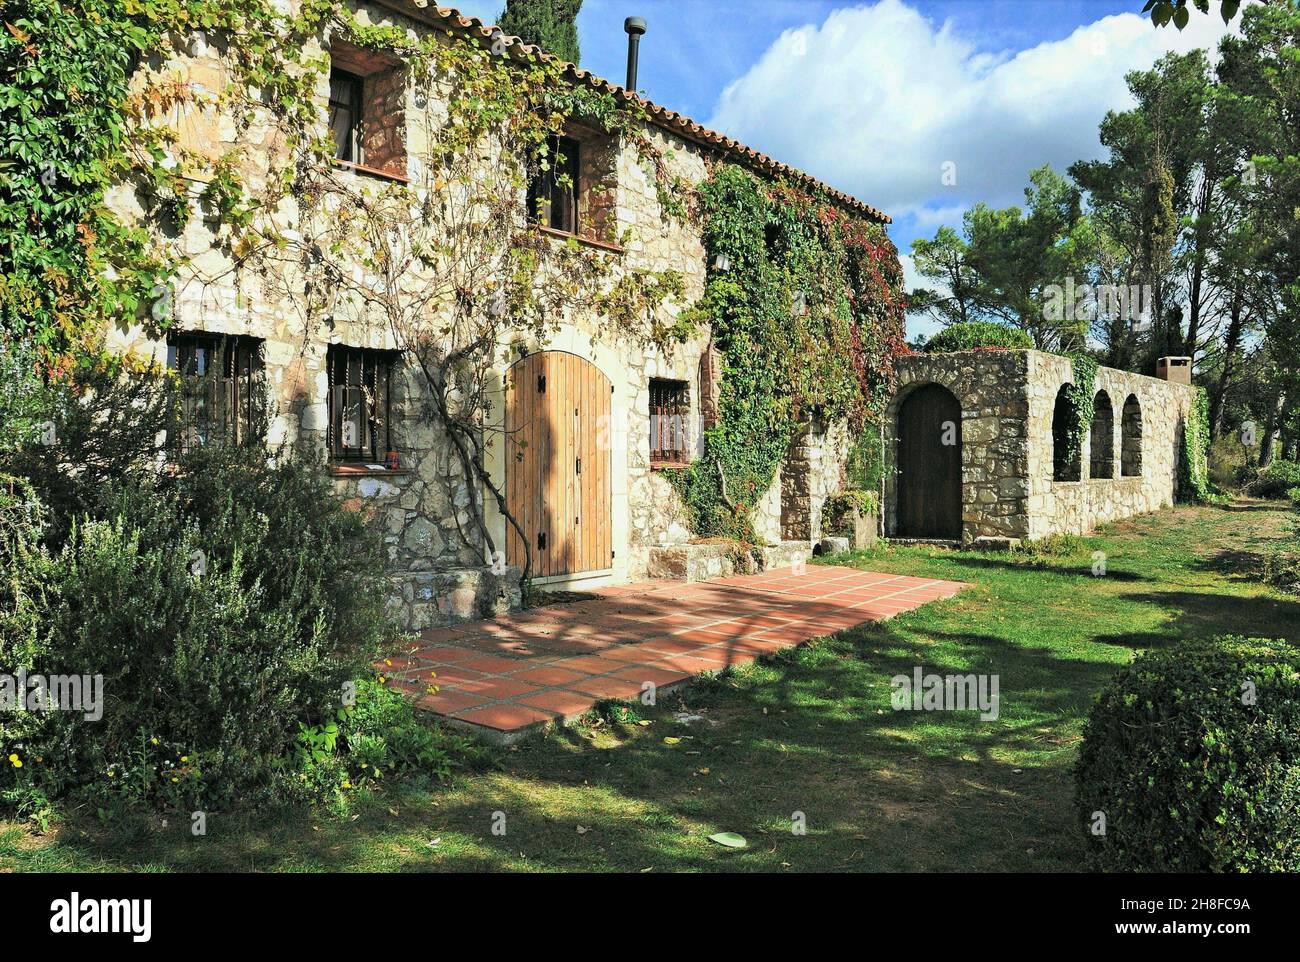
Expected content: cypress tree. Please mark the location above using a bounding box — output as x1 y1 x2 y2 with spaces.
497 0 582 65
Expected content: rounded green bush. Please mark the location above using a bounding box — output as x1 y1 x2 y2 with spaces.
1075 636 1300 872
922 321 1033 354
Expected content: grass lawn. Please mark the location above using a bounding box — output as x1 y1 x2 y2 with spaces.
3 501 1296 872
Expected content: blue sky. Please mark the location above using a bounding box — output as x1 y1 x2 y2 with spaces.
451 1 1239 337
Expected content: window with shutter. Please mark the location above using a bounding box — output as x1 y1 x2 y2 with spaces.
327 345 399 463
166 333 264 452
648 378 691 468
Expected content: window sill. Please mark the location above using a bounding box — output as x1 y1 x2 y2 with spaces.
536 224 625 255
330 463 409 478
650 459 692 471
334 160 410 184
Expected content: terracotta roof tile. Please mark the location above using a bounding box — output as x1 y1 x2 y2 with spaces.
373 1 891 223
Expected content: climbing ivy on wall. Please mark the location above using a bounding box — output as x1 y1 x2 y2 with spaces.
0 0 689 370
1179 386 1213 502
1 0 177 368
669 165 906 543
1059 353 1099 474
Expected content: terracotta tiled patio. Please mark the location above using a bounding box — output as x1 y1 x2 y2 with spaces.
377 565 965 740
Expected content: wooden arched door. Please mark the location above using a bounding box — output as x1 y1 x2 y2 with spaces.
897 383 962 539
504 351 612 577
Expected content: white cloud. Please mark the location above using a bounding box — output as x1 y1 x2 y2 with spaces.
707 0 1239 227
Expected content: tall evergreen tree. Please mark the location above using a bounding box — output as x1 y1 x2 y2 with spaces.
497 0 582 65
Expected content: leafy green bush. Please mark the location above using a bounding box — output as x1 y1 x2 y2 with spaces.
1 377 398 810
922 321 1033 354
1075 636 1300 872
1246 460 1300 499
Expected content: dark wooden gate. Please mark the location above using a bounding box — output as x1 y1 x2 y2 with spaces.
897 383 962 539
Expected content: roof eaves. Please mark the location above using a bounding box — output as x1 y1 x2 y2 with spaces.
367 1 892 224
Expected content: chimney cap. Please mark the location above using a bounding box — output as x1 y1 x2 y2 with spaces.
624 16 647 35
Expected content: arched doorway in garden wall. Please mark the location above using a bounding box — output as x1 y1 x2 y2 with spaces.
504 351 613 578
896 383 962 539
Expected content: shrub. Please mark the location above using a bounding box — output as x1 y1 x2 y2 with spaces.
1075 636 1300 872
1 430 396 811
922 321 1033 354
1246 460 1300 499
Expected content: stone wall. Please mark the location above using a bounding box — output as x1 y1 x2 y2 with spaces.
1025 351 1194 538
888 350 1194 544
888 350 1032 542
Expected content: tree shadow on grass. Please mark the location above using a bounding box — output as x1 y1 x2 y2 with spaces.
35 616 1105 873
941 555 1147 582
1089 589 1300 648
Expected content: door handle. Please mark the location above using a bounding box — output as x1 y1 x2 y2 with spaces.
576 457 582 474
537 532 547 551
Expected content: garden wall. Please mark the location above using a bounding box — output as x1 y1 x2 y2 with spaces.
888 349 1195 544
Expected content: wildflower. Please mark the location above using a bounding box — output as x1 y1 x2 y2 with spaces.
150 737 159 746
342 780 352 789
181 756 189 763
7 753 21 769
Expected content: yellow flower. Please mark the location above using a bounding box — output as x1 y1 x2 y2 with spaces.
377 675 386 684
180 756 189 763
171 777 178 783
150 737 159 746
7 754 21 768
342 780 352 789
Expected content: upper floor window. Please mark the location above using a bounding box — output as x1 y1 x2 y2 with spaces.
328 345 398 464
329 69 364 164
166 333 264 452
528 134 580 235
327 42 407 181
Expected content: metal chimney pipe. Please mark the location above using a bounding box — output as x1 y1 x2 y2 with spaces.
624 17 646 92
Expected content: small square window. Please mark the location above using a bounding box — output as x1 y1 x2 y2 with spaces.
649 378 691 468
166 333 264 452
328 345 399 463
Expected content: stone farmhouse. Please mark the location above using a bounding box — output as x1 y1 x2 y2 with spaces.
107 2 884 631
104 2 1196 632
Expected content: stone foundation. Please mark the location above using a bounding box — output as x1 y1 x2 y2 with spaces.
388 566 522 632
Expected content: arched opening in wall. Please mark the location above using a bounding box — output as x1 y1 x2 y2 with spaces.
896 383 962 539
1090 391 1115 479
1052 385 1081 481
1121 394 1142 477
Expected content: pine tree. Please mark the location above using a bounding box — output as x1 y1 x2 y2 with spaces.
497 0 582 65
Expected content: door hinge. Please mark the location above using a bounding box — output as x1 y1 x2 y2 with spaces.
537 532 547 551
537 374 546 393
